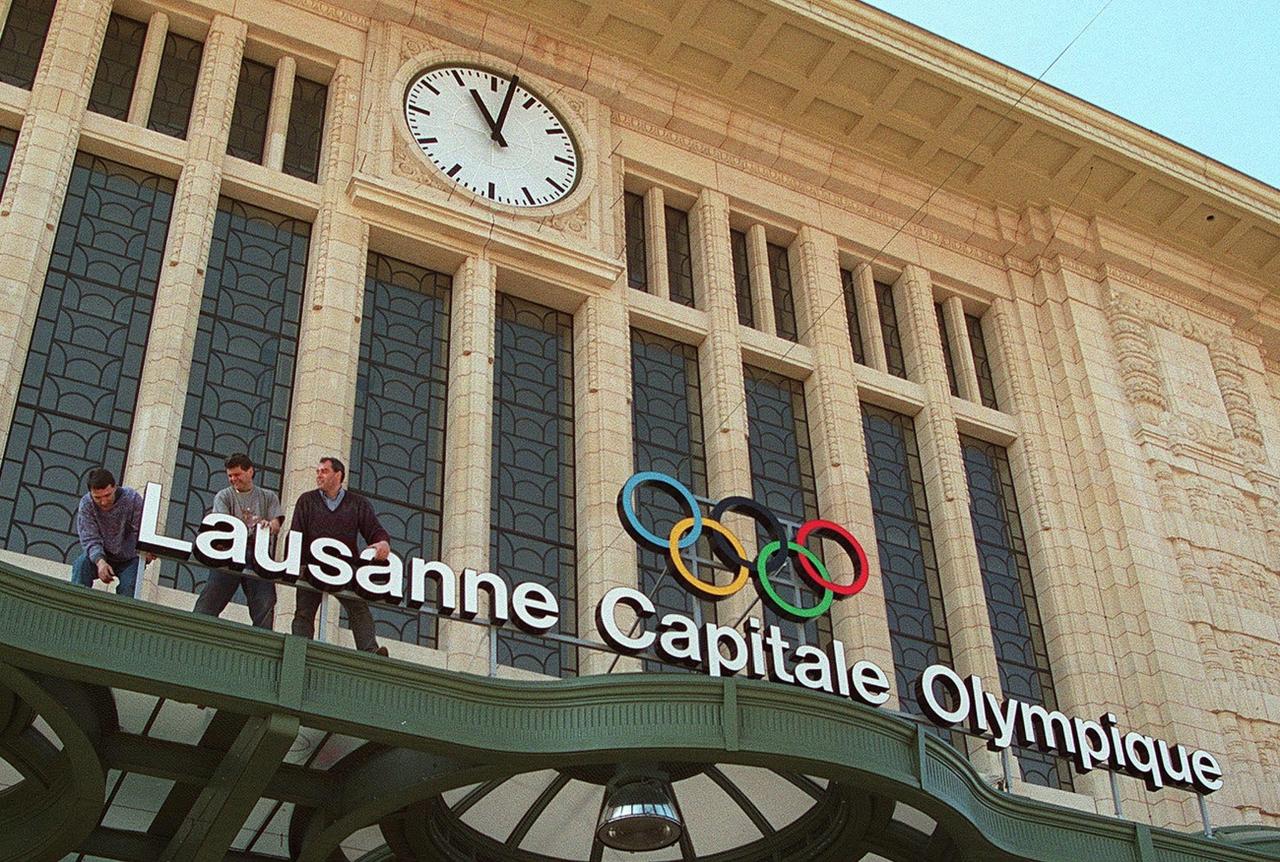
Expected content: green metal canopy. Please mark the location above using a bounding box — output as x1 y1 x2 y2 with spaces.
0 560 1276 862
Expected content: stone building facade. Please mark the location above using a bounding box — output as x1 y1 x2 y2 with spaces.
0 0 1278 857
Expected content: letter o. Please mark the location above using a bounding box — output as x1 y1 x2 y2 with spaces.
915 664 971 727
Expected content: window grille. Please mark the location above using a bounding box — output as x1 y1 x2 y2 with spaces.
623 191 647 292
0 0 55 90
147 31 202 139
875 281 907 379
743 365 828 648
862 405 955 719
937 304 960 397
0 154 174 563
730 229 754 328
664 206 695 308
631 329 711 670
283 75 327 182
491 294 577 676
342 253 451 647
88 14 146 120
840 268 865 366
766 242 798 342
226 58 274 164
967 314 999 409
161 199 309 595
962 435 1072 790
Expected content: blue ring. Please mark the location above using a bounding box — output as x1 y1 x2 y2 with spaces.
619 471 701 550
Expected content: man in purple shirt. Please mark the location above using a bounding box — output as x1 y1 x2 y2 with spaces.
72 468 155 597
290 457 390 655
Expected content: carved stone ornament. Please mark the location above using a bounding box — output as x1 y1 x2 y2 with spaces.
374 25 600 252
391 135 451 192
1106 283 1267 469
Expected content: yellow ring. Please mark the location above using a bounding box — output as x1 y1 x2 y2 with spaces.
668 517 750 598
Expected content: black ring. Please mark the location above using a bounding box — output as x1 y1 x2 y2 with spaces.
708 496 789 576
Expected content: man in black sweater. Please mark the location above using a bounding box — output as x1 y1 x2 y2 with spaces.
290 456 390 655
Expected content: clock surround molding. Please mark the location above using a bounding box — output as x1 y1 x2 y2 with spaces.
384 36 603 242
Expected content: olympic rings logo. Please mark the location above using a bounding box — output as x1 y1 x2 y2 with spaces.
617 471 870 621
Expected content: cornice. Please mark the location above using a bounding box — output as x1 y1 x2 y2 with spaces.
1101 264 1239 328
790 0 1280 224
348 173 621 290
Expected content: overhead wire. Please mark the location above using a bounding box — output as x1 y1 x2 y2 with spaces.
486 0 1117 669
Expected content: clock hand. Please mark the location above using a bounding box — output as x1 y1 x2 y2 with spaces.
491 74 520 148
468 88 508 147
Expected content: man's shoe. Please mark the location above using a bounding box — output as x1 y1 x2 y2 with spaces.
375 646 389 657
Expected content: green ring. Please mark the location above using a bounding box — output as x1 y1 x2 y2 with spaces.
756 541 835 620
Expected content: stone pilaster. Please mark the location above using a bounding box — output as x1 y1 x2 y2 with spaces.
127 12 169 126
263 56 296 172
746 224 776 336
276 58 367 639
895 264 1003 773
790 227 895 684
574 288 636 675
436 255 496 672
942 295 980 403
854 264 886 372
642 186 667 298
123 16 246 601
0 0 114 454
693 190 755 625
0 1 13 38
988 289 1125 804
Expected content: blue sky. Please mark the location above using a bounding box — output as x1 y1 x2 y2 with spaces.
863 1 1280 190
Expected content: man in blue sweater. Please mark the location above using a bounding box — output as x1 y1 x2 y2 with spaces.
71 468 154 597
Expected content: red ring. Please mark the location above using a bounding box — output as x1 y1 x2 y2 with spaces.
794 519 869 597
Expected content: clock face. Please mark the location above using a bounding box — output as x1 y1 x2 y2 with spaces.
403 65 581 208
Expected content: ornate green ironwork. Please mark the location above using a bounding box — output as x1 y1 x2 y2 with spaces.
0 559 1275 862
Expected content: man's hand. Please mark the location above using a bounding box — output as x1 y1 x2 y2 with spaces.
96 558 115 584
371 541 391 562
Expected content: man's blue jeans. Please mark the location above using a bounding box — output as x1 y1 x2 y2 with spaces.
71 554 140 598
193 568 276 629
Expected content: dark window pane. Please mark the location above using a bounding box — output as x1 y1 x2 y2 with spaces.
730 229 754 328
0 154 174 564
161 199 309 596
937 304 960 397
624 191 647 291
664 205 695 307
342 253 451 648
743 365 828 647
631 329 712 670
767 242 798 342
0 0 55 90
88 14 146 120
840 268 864 365
147 32 202 139
961 435 1071 791
861 404 956 729
0 127 15 194
283 75 326 182
967 313 999 409
226 58 274 163
491 294 576 677
876 280 907 379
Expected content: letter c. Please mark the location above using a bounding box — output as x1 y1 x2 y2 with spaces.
596 587 655 654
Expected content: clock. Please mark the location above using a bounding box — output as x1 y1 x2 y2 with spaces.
403 65 581 208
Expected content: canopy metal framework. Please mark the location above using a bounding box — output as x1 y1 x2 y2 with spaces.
0 562 1276 862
